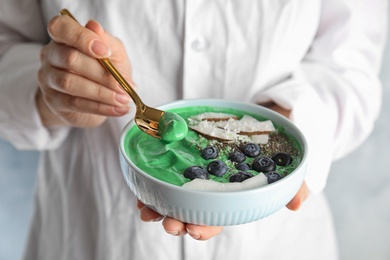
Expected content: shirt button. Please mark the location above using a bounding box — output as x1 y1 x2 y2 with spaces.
191 38 207 52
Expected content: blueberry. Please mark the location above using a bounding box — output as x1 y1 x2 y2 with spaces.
228 150 246 163
264 172 283 184
229 171 254 182
235 162 250 171
183 166 209 180
241 143 261 157
252 156 276 173
207 160 228 177
272 152 292 166
201 146 219 160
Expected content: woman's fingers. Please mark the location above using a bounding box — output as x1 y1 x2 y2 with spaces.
185 224 223 241
162 218 223 240
138 201 187 236
137 200 224 240
41 43 114 87
48 15 111 58
138 203 164 222
162 217 188 237
286 181 309 211
37 62 130 118
42 67 130 106
262 104 309 211
36 14 134 128
44 89 129 116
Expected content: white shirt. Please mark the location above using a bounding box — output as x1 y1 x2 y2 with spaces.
0 0 387 259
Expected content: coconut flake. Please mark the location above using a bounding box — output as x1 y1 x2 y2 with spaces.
250 134 269 144
189 112 237 122
189 121 237 141
188 113 275 143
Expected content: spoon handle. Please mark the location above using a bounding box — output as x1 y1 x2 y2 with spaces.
98 58 142 105
59 9 143 106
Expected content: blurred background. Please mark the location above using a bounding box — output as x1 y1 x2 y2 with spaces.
324 30 390 259
1 19 390 260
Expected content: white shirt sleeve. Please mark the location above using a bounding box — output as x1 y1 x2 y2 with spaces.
0 3 70 150
254 0 388 193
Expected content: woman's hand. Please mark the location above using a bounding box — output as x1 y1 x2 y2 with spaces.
36 15 133 127
263 102 310 210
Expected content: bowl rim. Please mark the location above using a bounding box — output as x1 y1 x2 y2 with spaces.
119 98 308 196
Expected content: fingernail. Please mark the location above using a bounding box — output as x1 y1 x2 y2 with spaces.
114 106 129 114
144 216 164 222
153 216 164 222
186 228 201 240
91 40 111 57
165 229 179 236
115 93 131 104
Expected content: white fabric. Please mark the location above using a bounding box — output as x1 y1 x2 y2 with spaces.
0 0 386 259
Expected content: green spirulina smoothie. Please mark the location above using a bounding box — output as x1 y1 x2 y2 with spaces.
124 106 302 186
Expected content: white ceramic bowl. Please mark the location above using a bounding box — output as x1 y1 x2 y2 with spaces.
119 99 308 226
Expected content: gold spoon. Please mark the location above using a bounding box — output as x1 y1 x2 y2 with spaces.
59 9 187 141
